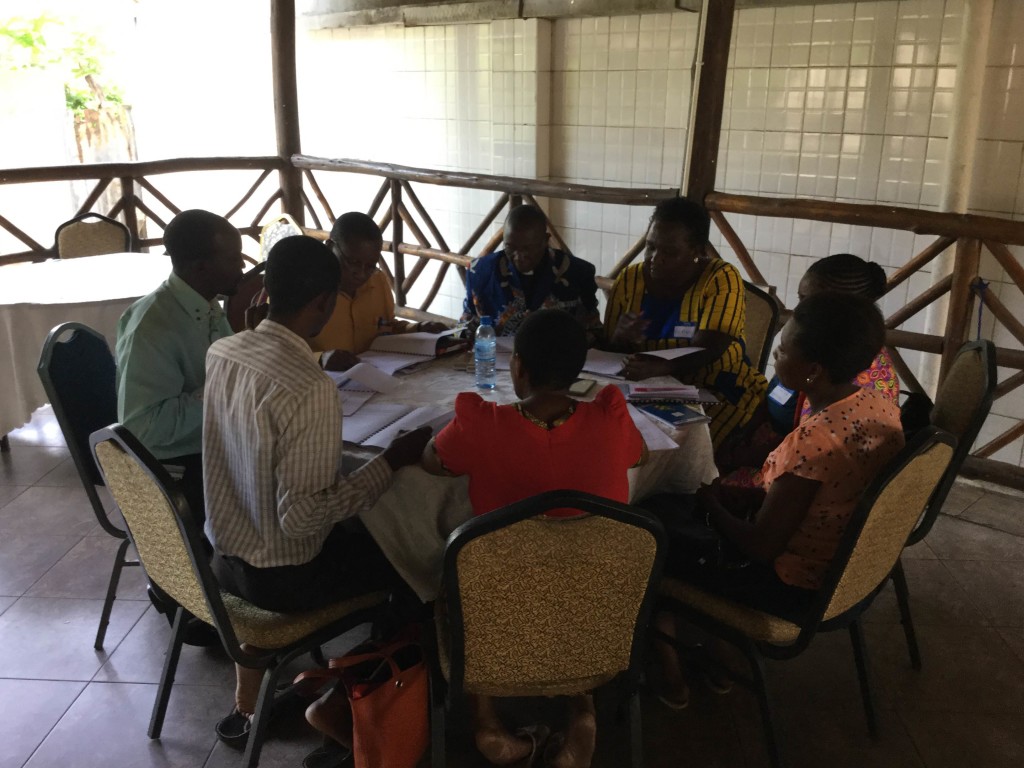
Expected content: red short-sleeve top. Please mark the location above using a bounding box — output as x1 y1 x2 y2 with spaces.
433 385 644 517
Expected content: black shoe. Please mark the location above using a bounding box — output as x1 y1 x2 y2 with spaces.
182 617 220 648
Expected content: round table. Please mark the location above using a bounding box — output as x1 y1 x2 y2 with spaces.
353 355 719 601
0 252 171 438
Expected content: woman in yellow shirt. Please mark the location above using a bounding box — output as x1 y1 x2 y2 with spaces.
606 197 768 449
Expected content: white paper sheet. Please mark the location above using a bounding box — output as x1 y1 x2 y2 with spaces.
627 404 680 451
638 346 704 360
362 406 454 449
338 388 375 416
582 348 626 378
342 402 413 444
338 362 400 394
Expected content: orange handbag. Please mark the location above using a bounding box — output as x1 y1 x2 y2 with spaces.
297 635 429 768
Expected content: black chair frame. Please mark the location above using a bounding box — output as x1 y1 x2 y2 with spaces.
891 339 997 671
37 322 137 649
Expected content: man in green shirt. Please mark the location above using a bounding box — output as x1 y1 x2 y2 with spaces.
116 209 245 521
116 209 244 646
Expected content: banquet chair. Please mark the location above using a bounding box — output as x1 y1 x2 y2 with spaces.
225 261 267 333
258 213 304 261
37 322 137 649
429 490 666 768
54 212 131 258
656 427 955 768
90 425 388 768
890 339 996 669
742 281 782 374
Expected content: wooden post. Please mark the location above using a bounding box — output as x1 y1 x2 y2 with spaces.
940 237 982 378
682 0 736 202
271 0 304 223
120 176 139 249
390 179 406 306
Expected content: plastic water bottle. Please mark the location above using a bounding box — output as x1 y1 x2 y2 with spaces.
474 316 497 390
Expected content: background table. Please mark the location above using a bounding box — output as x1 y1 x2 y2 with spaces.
354 356 718 600
0 252 171 438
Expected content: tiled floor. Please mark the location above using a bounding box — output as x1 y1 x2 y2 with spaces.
2 407 1023 768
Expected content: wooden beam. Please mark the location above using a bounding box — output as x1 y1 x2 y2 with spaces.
885 274 953 329
961 455 1024 493
292 156 678 205
885 236 955 294
0 157 282 184
707 192 1024 246
271 0 304 222
683 0 735 201
709 209 766 284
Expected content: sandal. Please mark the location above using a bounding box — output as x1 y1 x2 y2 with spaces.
514 724 550 768
215 708 251 750
655 682 690 711
302 739 352 768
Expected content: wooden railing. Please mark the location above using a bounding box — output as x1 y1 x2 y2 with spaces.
291 156 677 313
2 156 1023 486
0 157 285 264
706 192 1024 485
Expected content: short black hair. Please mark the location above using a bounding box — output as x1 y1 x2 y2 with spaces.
330 212 382 245
790 293 886 382
513 309 587 390
164 209 236 269
504 203 548 234
651 197 710 248
264 235 340 315
806 253 888 300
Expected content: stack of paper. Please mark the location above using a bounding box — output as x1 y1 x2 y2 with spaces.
627 381 700 401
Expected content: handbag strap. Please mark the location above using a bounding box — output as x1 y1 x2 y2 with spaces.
293 638 420 687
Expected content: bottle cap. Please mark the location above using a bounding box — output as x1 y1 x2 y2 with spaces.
480 316 492 325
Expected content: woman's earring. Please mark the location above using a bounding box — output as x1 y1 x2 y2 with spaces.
692 256 700 263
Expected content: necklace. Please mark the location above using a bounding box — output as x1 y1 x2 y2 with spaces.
515 401 576 430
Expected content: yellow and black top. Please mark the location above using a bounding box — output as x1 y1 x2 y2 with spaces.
605 259 768 448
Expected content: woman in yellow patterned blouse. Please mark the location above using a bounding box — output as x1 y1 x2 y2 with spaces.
606 197 768 449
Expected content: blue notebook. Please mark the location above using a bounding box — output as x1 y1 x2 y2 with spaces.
633 402 710 428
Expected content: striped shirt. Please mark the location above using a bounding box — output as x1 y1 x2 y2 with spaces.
203 320 392 568
605 259 768 447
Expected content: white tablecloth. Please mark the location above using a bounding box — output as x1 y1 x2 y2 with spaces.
355 356 718 600
0 252 172 436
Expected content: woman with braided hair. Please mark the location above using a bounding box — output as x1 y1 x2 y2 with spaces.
792 253 898 422
717 253 899 484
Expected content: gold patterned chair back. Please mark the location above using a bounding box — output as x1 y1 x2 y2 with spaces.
823 436 954 621
931 342 991 442
742 281 781 374
452 511 660 697
55 214 131 258
93 438 214 625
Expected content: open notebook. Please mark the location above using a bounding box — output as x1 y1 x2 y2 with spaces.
342 402 454 449
360 329 467 375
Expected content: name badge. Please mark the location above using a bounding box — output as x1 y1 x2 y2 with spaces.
673 322 697 340
768 383 795 405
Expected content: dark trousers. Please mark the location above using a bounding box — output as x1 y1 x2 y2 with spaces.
212 518 404 613
641 493 815 623
163 453 206 527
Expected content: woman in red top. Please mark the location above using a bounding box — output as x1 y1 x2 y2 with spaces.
423 308 645 768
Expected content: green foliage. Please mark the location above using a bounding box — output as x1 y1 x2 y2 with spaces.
1 14 125 115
